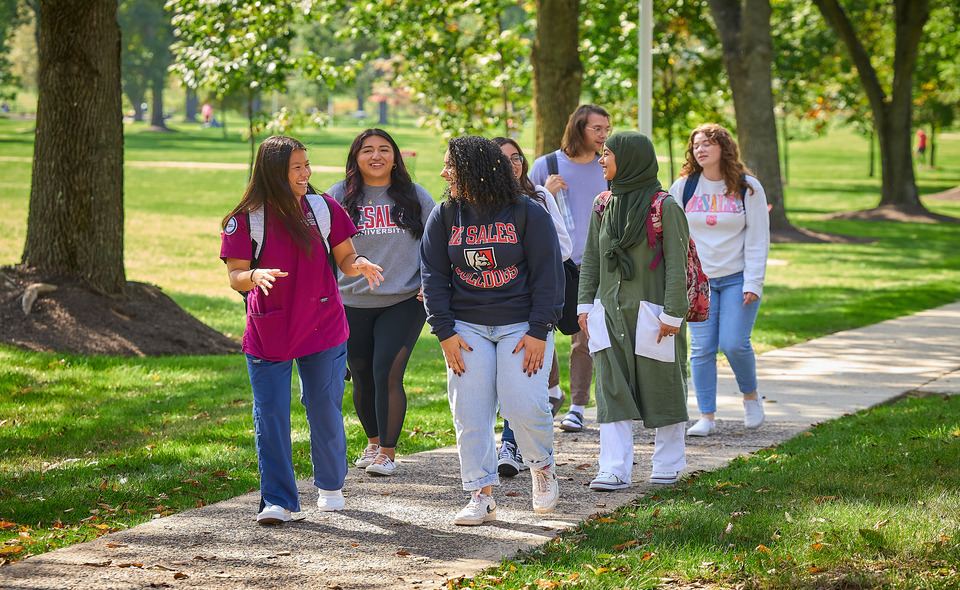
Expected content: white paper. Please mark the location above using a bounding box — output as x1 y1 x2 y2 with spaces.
634 301 676 363
586 299 611 354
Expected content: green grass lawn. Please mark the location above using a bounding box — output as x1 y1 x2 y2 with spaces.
1 116 959 571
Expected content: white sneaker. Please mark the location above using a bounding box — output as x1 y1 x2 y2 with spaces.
355 444 379 468
686 418 717 437
453 491 497 526
256 503 291 524
649 471 680 485
365 453 396 476
743 398 765 429
589 471 630 491
531 465 559 514
317 489 345 512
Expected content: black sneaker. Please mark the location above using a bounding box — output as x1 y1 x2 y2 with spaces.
497 440 527 477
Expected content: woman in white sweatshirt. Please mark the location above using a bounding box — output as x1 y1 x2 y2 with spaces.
669 124 770 437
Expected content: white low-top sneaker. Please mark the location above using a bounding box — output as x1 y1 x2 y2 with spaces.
365 453 396 476
453 491 497 526
743 398 765 429
589 471 630 491
649 471 680 485
317 489 345 512
531 465 559 514
686 417 717 437
355 444 379 468
257 503 291 524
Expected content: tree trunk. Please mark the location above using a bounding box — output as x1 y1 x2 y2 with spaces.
129 91 145 122
183 88 198 122
812 0 929 212
929 124 936 168
709 0 793 232
23 0 125 296
532 0 582 157
149 73 167 129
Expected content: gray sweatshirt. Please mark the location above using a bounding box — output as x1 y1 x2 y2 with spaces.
325 181 436 308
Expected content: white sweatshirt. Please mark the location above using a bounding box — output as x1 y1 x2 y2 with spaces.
669 174 770 297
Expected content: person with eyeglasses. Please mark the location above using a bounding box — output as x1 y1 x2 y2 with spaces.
529 104 612 435
492 137 573 477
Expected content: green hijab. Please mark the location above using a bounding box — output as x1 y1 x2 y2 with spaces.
603 131 663 280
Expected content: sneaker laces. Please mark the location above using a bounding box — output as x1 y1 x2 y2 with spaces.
498 441 517 460
360 445 378 460
533 467 552 493
371 453 393 467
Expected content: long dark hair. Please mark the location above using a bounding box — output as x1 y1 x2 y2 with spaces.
445 136 522 218
222 136 318 255
679 123 755 198
492 136 546 207
560 104 610 159
341 128 425 239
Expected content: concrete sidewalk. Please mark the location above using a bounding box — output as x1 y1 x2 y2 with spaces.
4 302 959 590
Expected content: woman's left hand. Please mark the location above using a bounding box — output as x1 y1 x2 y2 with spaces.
353 256 384 290
656 320 680 344
513 334 546 377
743 292 759 305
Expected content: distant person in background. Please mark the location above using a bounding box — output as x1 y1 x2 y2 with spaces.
669 123 769 438
326 129 435 477
915 128 927 163
0 101 9 114
492 136 572 477
220 135 383 524
202 103 213 125
529 104 611 434
421 136 563 525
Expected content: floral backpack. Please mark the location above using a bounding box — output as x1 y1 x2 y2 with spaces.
594 190 710 322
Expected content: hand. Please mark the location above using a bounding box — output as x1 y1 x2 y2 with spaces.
416 287 424 302
353 256 384 290
577 313 590 339
440 334 472 377
656 320 680 344
251 268 288 296
513 334 546 377
743 292 759 305
542 174 568 195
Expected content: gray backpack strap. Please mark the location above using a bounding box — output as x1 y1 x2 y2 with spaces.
304 193 332 252
248 207 266 265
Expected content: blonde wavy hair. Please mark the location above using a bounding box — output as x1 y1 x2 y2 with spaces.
679 123 754 198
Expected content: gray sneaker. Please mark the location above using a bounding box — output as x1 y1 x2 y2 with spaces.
497 441 528 477
454 491 497 526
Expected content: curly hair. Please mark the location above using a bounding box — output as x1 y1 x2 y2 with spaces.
341 128 425 239
444 136 522 217
560 104 610 159
491 136 546 208
679 123 755 198
222 135 319 255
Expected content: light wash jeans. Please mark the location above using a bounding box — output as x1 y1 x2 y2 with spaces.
448 320 555 490
689 272 761 415
246 343 348 513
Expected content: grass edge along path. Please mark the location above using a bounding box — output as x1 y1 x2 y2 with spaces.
446 393 960 590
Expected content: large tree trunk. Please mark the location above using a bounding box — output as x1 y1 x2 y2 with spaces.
709 0 793 232
812 0 929 211
532 0 582 157
23 0 125 296
183 88 198 123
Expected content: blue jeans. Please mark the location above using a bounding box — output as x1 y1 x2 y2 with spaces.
689 272 761 415
247 343 348 512
448 320 555 490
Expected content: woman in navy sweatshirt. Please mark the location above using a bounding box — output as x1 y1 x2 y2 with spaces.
420 136 564 525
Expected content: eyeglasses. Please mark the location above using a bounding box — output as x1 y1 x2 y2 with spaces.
586 125 612 136
508 154 524 165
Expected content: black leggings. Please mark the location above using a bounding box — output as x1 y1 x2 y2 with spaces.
344 295 426 449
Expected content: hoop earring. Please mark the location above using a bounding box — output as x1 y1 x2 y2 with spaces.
392 164 397 169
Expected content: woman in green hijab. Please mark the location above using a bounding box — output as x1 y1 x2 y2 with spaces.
576 131 690 490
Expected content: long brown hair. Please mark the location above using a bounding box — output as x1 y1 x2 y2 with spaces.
341 128 425 238
560 104 610 159
221 136 319 255
679 123 754 198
